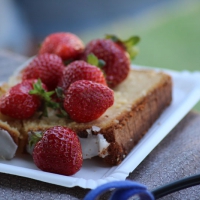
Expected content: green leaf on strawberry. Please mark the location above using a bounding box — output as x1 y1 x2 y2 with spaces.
28 131 43 149
105 34 140 59
87 53 105 68
55 87 65 100
29 79 60 117
54 87 70 118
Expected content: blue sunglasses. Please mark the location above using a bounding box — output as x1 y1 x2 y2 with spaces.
84 174 200 199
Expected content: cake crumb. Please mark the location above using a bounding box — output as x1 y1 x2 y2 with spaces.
92 126 101 132
114 119 119 124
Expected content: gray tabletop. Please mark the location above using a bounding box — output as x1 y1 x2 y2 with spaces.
1 50 200 200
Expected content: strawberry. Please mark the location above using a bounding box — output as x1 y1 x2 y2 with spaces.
63 80 114 123
0 80 44 119
32 126 83 176
58 60 107 93
82 38 130 88
39 32 84 61
82 35 140 88
0 79 60 119
22 53 65 91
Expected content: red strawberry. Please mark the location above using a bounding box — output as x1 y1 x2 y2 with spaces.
22 53 65 90
82 39 131 88
0 79 44 119
63 80 114 123
39 32 84 61
32 126 83 176
58 60 107 92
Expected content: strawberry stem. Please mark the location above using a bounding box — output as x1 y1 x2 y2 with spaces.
28 131 43 149
105 34 140 60
87 53 105 69
29 79 60 117
55 87 65 100
64 59 74 66
55 87 70 118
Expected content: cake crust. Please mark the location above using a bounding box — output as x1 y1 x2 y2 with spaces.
102 74 172 165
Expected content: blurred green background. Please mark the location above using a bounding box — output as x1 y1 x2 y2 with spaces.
80 0 200 111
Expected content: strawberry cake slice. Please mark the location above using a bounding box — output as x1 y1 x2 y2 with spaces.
0 32 172 175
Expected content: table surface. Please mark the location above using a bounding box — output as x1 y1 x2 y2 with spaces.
1 50 200 200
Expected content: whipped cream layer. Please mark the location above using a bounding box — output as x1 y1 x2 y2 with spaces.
0 127 110 161
27 128 110 160
0 129 18 160
79 130 110 159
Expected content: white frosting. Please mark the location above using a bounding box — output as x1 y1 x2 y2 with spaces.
79 134 99 159
80 133 110 159
0 129 18 160
0 128 110 160
91 126 101 132
97 134 110 158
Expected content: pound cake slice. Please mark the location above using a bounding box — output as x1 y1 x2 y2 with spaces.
18 68 172 165
0 32 172 169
